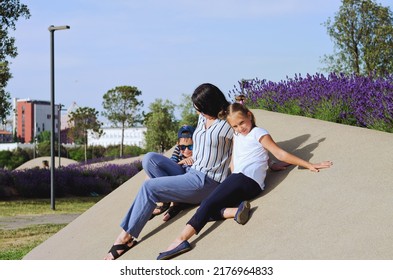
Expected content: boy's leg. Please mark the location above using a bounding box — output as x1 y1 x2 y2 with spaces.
143 152 185 178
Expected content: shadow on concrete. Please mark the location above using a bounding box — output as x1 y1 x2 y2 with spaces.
139 205 197 243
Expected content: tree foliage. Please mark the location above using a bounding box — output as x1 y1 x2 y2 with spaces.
36 130 51 143
178 93 198 128
68 107 103 162
144 99 178 153
0 148 30 169
102 86 144 157
322 0 393 76
0 0 30 123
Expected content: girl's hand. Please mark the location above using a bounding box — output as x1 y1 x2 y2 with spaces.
309 161 333 172
179 158 194 166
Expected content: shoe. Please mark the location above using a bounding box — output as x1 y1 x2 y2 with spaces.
234 201 250 225
157 241 191 260
149 202 170 220
162 203 191 222
107 239 137 260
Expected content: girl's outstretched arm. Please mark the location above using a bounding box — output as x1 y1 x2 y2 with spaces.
260 134 332 172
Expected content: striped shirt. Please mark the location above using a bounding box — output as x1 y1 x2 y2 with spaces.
191 114 233 183
170 146 182 163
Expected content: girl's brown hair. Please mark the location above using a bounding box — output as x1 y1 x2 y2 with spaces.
219 103 257 128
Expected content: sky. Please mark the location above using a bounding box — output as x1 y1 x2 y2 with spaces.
6 0 392 122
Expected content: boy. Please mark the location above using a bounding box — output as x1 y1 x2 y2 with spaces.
150 125 195 221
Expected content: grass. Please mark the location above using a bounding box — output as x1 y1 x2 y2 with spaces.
0 196 102 260
0 224 66 260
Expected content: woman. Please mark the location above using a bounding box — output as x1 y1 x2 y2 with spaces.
105 83 233 260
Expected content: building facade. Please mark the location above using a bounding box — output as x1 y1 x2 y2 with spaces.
13 98 60 143
87 127 146 148
11 99 147 148
0 130 12 143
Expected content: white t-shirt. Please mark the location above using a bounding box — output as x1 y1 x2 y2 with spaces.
232 127 269 190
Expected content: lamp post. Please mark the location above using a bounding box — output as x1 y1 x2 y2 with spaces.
49 25 70 210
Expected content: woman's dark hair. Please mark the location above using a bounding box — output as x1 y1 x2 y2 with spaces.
192 83 230 118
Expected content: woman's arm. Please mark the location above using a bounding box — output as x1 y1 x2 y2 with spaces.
260 134 332 172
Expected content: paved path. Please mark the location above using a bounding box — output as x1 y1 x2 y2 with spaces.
0 214 80 230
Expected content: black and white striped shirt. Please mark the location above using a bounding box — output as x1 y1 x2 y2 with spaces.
191 114 233 183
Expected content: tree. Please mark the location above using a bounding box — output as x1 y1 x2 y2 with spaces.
0 62 12 124
0 1 30 123
322 0 393 76
37 130 51 143
178 93 198 128
144 99 178 153
102 86 143 157
68 107 103 162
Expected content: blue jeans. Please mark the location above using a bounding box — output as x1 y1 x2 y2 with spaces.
120 152 220 238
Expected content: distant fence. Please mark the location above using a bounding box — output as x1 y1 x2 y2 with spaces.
0 143 34 151
0 143 78 152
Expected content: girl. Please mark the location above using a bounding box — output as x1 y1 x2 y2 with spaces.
157 103 332 260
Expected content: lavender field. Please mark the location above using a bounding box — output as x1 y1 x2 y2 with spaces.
231 73 393 133
0 161 142 199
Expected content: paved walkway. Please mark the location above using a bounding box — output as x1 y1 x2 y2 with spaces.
23 109 393 260
0 214 80 230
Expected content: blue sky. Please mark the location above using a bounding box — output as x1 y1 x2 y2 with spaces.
6 0 392 121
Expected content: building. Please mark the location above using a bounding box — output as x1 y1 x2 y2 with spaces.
61 101 78 130
87 127 146 148
0 130 12 143
11 99 147 148
13 98 61 143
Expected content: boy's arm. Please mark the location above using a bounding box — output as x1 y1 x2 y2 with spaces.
178 157 194 166
170 146 181 163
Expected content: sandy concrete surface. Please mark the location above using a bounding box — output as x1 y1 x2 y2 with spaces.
15 156 78 170
22 109 393 260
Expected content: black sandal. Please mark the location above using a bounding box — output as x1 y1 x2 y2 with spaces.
163 203 191 222
149 202 170 220
107 239 137 260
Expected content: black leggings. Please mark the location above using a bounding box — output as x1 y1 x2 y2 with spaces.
188 173 262 234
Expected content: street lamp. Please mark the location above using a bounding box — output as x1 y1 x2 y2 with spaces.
49 25 70 210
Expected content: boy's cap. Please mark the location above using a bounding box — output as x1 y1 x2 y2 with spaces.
178 125 195 138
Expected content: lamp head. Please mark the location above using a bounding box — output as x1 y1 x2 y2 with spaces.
48 25 70 31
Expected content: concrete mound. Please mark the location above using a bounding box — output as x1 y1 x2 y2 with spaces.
15 157 78 170
23 110 393 260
